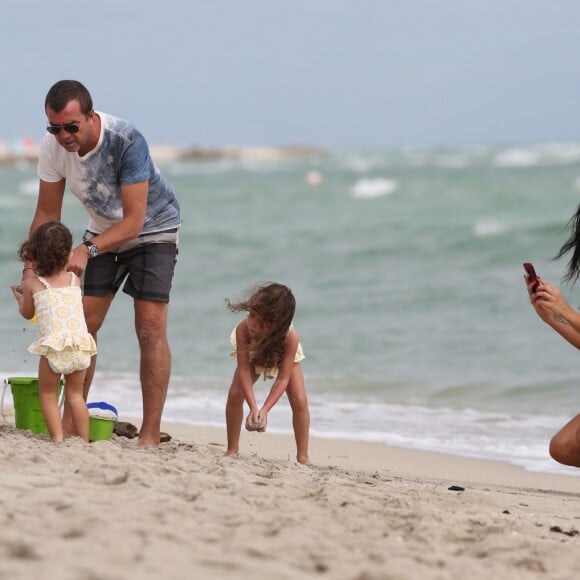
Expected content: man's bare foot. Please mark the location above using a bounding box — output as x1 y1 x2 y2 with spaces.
297 454 309 465
224 448 238 457
137 435 160 447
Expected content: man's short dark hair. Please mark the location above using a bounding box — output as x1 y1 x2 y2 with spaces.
45 80 93 115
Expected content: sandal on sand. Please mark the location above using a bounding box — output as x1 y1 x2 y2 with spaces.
113 421 172 443
159 432 172 443
114 421 139 439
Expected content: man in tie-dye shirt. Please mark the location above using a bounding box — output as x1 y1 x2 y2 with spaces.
23 80 181 447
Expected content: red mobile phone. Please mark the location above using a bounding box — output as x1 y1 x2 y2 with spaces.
523 262 539 292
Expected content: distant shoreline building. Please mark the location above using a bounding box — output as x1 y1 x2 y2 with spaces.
0 139 326 166
0 137 39 164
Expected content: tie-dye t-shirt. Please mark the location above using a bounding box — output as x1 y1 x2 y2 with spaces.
37 112 181 235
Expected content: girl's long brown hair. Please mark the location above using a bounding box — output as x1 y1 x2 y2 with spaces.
18 221 72 276
226 283 296 369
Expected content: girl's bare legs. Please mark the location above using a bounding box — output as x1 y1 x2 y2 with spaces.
225 368 257 456
549 414 580 467
286 363 310 464
64 369 90 443
62 293 112 438
38 357 65 442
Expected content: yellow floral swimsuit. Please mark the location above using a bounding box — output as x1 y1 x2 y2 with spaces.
230 322 305 380
28 274 97 375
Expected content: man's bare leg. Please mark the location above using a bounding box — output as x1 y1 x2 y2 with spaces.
134 299 171 447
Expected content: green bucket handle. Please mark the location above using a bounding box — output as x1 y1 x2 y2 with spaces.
0 378 9 425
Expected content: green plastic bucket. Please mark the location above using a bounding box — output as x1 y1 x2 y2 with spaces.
87 402 118 442
3 377 63 434
89 417 116 442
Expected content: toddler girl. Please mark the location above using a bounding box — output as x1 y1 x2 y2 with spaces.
11 221 97 442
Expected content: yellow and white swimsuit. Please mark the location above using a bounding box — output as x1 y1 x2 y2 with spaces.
230 322 305 380
28 274 97 375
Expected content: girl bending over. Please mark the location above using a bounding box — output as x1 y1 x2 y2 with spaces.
225 283 310 464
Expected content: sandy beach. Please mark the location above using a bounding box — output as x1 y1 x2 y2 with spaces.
1 414 579 580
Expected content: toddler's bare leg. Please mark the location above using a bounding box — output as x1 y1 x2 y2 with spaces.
64 369 90 443
38 357 64 442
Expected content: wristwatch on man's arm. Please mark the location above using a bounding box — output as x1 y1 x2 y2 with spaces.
83 240 99 258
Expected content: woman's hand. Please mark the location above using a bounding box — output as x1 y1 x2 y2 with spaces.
526 275 580 347
526 276 551 320
533 280 566 313
529 277 578 328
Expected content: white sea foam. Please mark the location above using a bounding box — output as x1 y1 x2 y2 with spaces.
350 178 398 198
493 148 541 168
493 143 580 168
473 219 508 237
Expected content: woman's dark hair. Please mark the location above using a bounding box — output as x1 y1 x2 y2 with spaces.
45 80 93 115
226 282 296 369
18 221 73 277
554 203 580 284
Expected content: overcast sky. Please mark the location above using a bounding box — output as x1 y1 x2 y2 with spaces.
1 0 579 149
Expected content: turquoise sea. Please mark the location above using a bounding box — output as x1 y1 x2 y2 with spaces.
2 143 580 475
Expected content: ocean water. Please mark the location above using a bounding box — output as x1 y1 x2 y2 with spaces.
2 143 580 475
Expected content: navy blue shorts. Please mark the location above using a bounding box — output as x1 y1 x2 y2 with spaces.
83 243 178 302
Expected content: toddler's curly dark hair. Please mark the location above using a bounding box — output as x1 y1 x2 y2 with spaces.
226 282 296 370
18 221 73 277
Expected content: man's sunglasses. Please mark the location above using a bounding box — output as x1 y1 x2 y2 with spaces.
46 123 80 135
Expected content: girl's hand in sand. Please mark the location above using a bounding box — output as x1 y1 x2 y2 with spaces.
256 410 268 432
245 409 262 432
